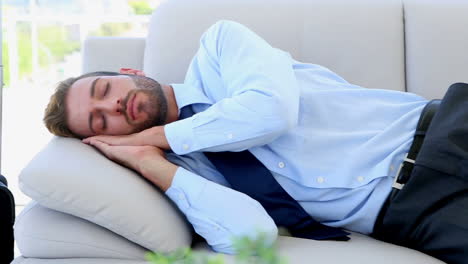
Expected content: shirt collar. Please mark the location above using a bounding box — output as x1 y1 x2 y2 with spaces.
170 81 212 115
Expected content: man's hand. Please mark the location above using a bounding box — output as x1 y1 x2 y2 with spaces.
83 132 145 147
120 68 146 76
86 139 176 191
83 126 170 150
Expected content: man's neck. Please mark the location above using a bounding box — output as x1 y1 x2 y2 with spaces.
161 84 179 124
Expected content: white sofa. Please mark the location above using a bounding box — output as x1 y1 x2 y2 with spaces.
13 0 468 263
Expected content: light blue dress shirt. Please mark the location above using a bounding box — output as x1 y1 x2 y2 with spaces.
163 20 428 253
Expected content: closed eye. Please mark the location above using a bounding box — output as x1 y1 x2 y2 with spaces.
102 82 110 98
101 112 107 131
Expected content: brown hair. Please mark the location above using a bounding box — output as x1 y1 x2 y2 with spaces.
43 71 120 138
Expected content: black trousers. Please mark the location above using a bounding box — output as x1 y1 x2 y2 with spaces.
372 83 468 264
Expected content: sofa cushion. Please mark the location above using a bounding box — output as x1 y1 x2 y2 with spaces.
144 0 405 92
14 201 443 264
193 234 445 264
82 37 146 74
15 201 148 259
18 137 192 253
405 0 468 99
13 232 444 264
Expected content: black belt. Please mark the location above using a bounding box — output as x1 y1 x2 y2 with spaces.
388 99 441 200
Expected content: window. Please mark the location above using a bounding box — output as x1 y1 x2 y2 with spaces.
2 0 159 206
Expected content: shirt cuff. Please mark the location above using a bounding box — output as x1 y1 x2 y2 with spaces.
164 117 198 155
165 166 207 211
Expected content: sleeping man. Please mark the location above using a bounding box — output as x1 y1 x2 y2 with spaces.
43 20 468 263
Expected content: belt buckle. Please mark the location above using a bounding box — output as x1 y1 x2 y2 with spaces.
392 154 415 190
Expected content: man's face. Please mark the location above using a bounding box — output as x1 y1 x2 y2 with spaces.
66 75 167 138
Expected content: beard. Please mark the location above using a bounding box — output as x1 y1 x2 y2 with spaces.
121 75 168 132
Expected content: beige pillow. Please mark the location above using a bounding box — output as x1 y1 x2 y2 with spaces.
19 137 192 253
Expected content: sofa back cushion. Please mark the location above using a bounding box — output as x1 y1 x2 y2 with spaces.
144 0 405 92
404 0 468 99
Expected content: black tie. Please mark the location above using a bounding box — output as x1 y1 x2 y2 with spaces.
204 150 350 241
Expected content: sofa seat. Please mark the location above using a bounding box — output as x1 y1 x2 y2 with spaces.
12 234 444 264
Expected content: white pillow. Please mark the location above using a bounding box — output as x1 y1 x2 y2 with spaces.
19 137 192 253
15 201 148 259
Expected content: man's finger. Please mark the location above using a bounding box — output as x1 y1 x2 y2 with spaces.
119 68 144 76
84 135 116 145
87 140 136 169
83 134 140 147
119 68 133 74
88 139 111 155
82 135 107 143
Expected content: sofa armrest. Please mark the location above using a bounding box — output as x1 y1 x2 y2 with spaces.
82 37 146 74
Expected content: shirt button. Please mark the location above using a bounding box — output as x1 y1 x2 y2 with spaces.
317 177 324 183
390 165 395 171
357 176 365 182
227 133 234 139
278 162 285 168
182 144 190 150
178 194 185 200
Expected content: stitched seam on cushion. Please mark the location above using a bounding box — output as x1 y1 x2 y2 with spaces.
16 230 145 259
402 0 408 92
14 201 37 230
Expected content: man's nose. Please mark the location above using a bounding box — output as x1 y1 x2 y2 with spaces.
96 99 124 115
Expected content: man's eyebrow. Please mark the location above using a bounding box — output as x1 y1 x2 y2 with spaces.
90 77 100 98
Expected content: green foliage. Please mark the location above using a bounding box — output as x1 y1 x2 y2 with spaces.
3 41 10 87
38 24 80 66
16 22 33 79
91 22 133 37
3 21 133 87
232 233 286 264
146 247 226 264
2 22 33 87
129 1 154 15
145 233 287 264
2 22 80 87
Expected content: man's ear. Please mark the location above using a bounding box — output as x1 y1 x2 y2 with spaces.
119 68 146 76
